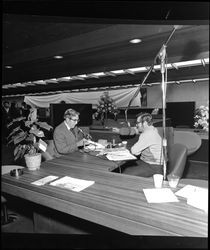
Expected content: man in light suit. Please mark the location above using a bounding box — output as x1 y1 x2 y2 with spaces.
45 108 88 158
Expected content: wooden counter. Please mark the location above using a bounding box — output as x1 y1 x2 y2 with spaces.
2 152 208 237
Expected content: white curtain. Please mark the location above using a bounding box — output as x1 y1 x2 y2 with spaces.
24 87 141 108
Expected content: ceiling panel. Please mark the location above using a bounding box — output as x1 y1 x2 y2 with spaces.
2 1 209 96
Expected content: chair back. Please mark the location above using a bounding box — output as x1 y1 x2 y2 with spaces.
174 130 201 155
167 143 187 178
42 140 58 161
156 127 174 150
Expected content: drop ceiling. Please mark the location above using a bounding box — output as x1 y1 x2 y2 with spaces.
2 1 209 96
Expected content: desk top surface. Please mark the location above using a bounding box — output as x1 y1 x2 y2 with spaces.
41 150 119 172
2 153 208 237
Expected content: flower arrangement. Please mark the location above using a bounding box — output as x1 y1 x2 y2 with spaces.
194 104 209 132
7 107 53 161
94 91 119 123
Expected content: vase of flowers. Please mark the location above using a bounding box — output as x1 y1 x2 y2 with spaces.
94 91 119 127
7 107 53 170
194 104 209 132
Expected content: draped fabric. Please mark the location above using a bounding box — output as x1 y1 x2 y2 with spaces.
24 87 141 108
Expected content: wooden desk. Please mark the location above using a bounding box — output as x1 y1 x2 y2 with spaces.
2 153 207 237
41 150 119 172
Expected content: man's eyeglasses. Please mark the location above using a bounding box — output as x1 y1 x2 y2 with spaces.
71 118 80 122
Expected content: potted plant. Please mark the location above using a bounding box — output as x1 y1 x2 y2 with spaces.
7 108 53 170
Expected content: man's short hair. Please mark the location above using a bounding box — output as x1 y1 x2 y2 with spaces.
64 108 80 119
137 113 153 125
3 101 9 105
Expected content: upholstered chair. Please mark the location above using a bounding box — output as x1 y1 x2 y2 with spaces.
173 130 202 156
167 143 188 177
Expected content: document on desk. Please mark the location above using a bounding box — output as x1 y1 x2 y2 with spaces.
49 176 95 192
31 176 59 186
105 149 137 161
175 185 208 212
84 140 105 151
143 188 179 203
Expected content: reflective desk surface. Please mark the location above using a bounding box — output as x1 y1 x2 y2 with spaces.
2 151 208 237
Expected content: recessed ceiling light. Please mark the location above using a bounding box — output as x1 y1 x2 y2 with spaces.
53 55 63 59
5 65 13 69
129 39 142 44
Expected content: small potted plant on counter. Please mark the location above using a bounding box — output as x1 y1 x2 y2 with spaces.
7 107 53 170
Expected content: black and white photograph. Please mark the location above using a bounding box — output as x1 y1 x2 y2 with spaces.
1 1 209 249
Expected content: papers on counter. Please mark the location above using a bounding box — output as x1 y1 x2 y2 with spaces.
105 149 137 161
31 176 59 186
143 188 179 203
175 185 208 212
50 176 95 192
31 175 95 192
84 140 105 151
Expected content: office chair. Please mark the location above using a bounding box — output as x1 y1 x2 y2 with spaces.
174 130 201 156
167 143 188 178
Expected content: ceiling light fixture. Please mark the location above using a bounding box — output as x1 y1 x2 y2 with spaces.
53 55 63 59
5 65 13 69
129 39 142 44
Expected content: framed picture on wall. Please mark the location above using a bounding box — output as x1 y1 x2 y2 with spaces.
140 88 147 107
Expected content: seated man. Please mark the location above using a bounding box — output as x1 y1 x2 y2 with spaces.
46 108 88 158
120 113 164 177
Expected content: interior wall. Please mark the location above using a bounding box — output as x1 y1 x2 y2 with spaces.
2 80 209 110
146 80 209 109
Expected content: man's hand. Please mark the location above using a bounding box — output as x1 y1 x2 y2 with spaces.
77 138 90 147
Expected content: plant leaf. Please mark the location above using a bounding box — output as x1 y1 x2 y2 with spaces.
14 132 27 144
7 126 22 139
36 121 53 131
25 133 34 141
30 128 44 137
20 147 27 158
14 148 23 161
14 144 21 157
25 120 33 127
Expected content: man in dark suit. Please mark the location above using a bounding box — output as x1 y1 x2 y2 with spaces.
45 108 88 158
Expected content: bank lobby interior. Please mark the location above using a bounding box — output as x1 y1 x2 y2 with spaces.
1 1 209 249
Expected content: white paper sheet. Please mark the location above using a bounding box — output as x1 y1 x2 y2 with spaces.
84 140 105 151
31 175 59 186
187 189 208 213
49 176 95 192
106 149 137 161
175 185 208 212
175 185 208 198
143 188 179 203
